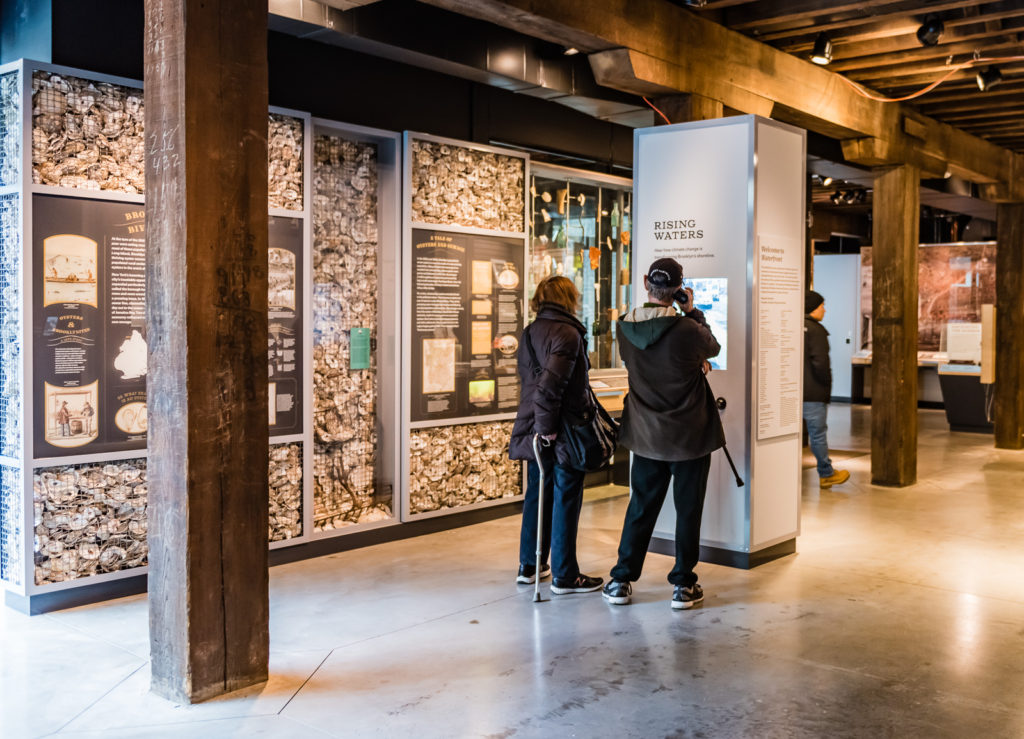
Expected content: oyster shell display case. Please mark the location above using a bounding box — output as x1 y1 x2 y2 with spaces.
0 60 402 611
401 133 528 520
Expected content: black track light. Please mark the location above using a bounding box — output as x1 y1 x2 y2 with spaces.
810 33 832 65
976 65 1003 92
830 191 842 205
916 15 944 47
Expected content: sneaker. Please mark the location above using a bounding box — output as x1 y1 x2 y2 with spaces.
516 563 551 584
551 574 604 594
671 583 704 610
819 469 850 488
602 580 632 605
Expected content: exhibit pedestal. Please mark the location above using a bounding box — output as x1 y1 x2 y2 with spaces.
632 116 806 568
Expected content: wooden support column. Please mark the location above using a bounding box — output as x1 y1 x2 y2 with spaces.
870 164 919 486
145 0 269 703
995 204 1024 449
651 93 723 124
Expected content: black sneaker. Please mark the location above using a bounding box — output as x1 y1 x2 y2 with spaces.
671 583 704 610
602 580 632 605
516 563 551 584
551 574 603 594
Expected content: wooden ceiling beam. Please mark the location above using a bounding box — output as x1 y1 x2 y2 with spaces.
847 45 1024 82
780 8 1024 53
828 35 1024 72
422 0 1024 199
725 0 898 32
756 0 997 42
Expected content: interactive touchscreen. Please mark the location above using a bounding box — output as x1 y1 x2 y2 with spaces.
683 277 727 370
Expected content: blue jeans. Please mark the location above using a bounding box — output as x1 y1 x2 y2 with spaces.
519 448 586 581
803 401 834 478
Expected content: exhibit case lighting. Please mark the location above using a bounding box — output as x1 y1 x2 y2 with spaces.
633 116 806 568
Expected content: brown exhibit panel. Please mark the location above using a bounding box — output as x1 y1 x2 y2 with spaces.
870 165 921 487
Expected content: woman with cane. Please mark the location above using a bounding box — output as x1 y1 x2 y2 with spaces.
508 276 603 595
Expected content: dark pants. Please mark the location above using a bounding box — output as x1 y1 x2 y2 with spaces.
610 453 711 587
518 448 586 581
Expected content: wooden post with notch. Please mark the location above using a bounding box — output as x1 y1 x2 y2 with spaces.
995 204 1024 449
144 0 270 703
870 164 919 486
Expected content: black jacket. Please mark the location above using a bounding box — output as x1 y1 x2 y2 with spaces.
509 303 591 465
804 316 832 402
617 305 725 462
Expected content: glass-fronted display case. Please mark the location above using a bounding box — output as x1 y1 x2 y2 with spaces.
528 165 632 372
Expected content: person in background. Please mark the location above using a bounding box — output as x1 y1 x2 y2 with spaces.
57 401 71 437
602 258 724 610
508 276 604 595
804 290 850 488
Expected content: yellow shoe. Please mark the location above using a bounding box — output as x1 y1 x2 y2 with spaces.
820 469 850 488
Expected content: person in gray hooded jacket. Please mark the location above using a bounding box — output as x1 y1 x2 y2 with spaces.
602 257 724 610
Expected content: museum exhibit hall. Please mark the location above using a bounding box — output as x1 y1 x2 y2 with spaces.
1 0 1024 736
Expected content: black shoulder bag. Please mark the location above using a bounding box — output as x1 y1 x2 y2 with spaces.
524 324 619 472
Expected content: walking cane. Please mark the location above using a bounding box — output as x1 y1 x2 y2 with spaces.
720 444 744 487
531 433 545 603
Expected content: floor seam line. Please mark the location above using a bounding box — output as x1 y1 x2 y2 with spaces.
47 661 148 736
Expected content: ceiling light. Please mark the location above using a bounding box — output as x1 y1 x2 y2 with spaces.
830 191 842 205
821 176 833 187
563 47 579 56
681 0 708 6
976 66 1003 92
916 15 944 47
810 33 832 65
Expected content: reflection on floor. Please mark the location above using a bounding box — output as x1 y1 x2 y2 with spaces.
3 404 1024 737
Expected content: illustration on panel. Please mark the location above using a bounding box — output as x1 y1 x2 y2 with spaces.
43 234 99 308
44 380 99 448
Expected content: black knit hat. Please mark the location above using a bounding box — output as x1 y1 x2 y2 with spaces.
806 290 825 314
646 258 684 288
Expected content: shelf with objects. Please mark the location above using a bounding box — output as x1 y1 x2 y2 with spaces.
401 132 528 520
852 241 996 408
528 163 633 485
0 59 403 613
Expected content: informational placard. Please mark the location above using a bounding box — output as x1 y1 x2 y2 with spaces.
756 234 803 440
33 195 148 456
267 216 304 436
33 197 306 457
410 228 524 422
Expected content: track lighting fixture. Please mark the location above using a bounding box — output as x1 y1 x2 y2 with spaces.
916 15 944 47
681 0 708 6
976 65 1003 91
563 47 579 56
830 191 842 205
810 33 832 65
821 176 833 187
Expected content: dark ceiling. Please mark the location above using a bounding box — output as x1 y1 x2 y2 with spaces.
687 0 1024 153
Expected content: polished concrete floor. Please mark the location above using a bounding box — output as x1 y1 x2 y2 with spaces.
3 405 1024 738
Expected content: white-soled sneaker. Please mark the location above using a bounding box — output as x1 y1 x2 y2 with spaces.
516 563 551 584
671 583 704 610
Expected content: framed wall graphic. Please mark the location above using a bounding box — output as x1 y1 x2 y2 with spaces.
401 132 528 521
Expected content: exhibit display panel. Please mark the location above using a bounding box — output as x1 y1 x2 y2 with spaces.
0 61 405 609
633 116 805 567
528 164 633 371
859 241 996 353
402 133 527 520
310 121 401 532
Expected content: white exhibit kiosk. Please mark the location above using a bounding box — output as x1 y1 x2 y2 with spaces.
633 116 806 568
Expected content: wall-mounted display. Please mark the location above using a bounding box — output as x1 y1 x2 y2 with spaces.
410 139 524 233
268 216 304 436
32 195 147 457
32 71 145 193
403 133 527 520
33 458 148 585
859 242 996 351
683 277 728 370
268 114 304 211
409 228 523 422
408 421 520 514
528 166 632 371
312 131 391 530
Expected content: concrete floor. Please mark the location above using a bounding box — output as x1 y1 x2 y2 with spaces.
3 405 1024 738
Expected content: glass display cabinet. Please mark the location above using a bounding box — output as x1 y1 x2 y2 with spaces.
528 165 633 374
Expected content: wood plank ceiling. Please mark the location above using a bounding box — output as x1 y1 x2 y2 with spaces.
685 0 1024 152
